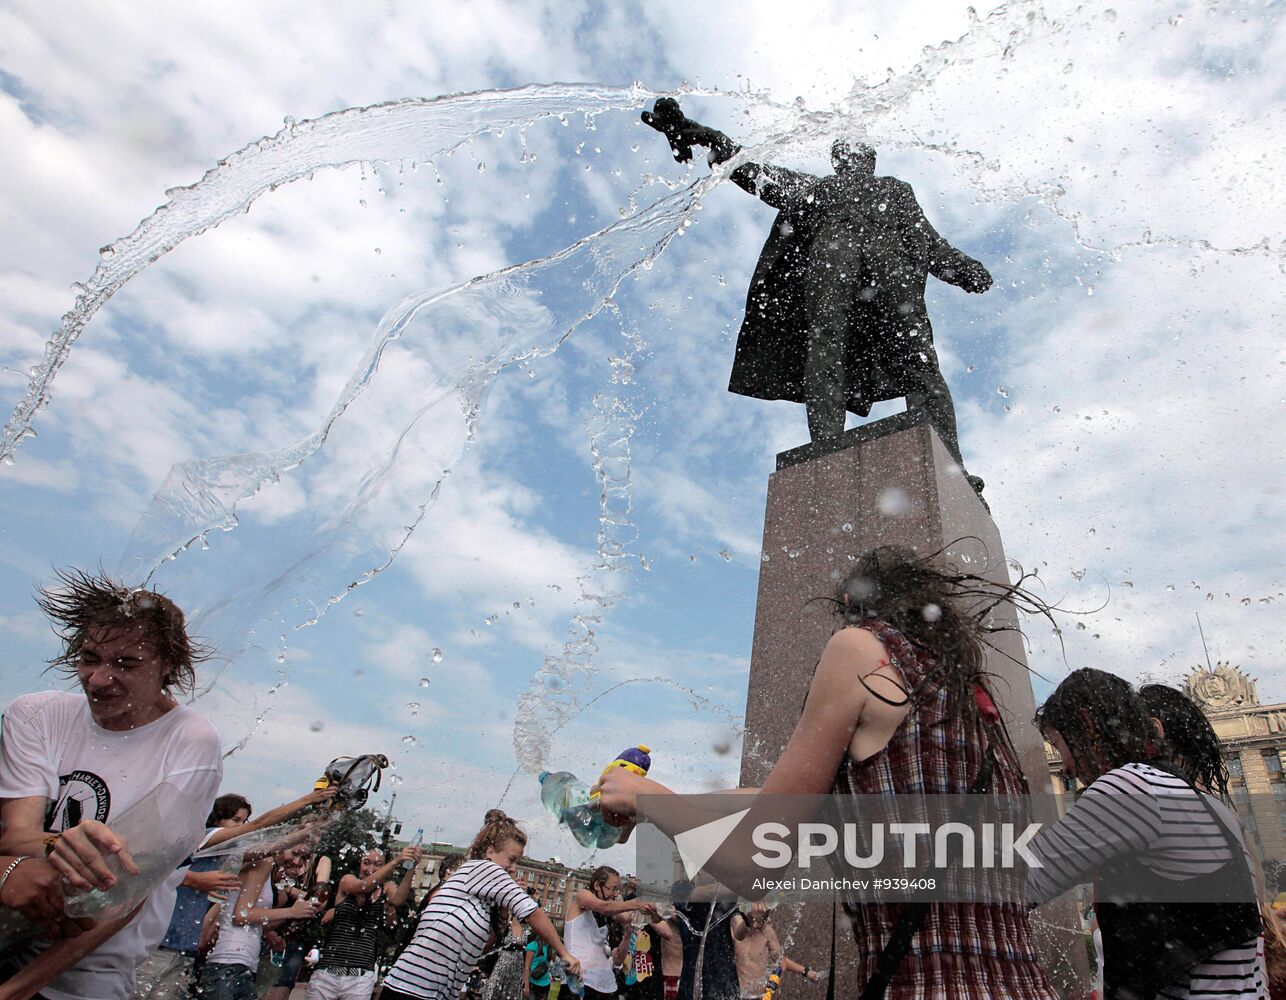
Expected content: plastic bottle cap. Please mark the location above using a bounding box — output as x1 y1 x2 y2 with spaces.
637 744 651 754
538 771 551 782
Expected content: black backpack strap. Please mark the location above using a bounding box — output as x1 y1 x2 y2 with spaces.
826 896 837 1000
858 746 996 1000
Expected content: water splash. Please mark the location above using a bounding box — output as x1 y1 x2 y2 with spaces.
105 114 725 687
510 309 651 772
2 1 1279 780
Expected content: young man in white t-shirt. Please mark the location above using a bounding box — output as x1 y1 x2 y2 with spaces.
0 569 224 1000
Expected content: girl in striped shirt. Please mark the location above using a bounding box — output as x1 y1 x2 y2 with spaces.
1032 668 1266 1000
380 814 580 1000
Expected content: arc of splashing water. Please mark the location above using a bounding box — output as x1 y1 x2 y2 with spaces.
0 82 698 465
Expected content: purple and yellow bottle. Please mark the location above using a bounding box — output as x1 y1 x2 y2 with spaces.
590 744 652 797
588 745 651 848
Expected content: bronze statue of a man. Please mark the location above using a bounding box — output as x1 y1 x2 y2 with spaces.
643 99 993 499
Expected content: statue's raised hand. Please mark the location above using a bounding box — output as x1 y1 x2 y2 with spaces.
641 98 696 162
959 260 993 294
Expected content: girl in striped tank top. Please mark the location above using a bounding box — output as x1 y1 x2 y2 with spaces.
306 845 421 999
1033 669 1266 1000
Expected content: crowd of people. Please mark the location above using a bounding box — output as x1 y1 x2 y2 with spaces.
0 554 1282 1000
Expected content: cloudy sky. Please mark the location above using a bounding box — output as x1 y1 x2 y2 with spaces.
1 0 1283 866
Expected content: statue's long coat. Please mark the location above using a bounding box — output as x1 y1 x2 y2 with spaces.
725 162 985 416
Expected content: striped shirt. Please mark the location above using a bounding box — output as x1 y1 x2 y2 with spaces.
382 860 538 999
319 893 384 970
1028 762 1267 999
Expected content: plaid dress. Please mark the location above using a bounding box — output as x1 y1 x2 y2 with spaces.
832 622 1058 1000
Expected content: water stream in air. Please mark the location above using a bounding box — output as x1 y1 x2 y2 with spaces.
2 0 1281 785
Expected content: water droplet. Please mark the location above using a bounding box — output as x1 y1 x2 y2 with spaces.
418 677 430 688
402 735 418 746
1075 622 1087 631
877 487 910 516
310 721 324 733
921 603 942 623
996 386 1010 398
841 522 854 533
431 648 443 663
1120 581 1134 588
477 161 487 173
1240 597 1252 606
718 550 732 561
407 702 421 718
966 365 976 373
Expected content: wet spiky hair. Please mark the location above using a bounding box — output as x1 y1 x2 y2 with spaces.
36 567 211 693
830 544 1059 723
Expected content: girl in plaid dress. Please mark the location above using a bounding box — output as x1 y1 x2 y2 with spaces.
597 547 1059 999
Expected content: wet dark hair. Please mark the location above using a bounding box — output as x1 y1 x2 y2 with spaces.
37 567 212 693
831 545 1057 723
1035 668 1154 778
438 853 466 882
468 810 527 859
1139 684 1229 798
207 793 252 826
589 865 619 893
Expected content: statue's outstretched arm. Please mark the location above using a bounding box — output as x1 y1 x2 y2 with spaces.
640 99 814 210
899 183 992 294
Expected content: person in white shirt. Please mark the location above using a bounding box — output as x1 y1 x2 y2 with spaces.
563 866 658 1000
0 569 224 1000
197 844 321 1000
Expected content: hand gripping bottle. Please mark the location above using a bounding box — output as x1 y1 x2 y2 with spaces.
550 958 584 998
539 745 652 849
589 745 652 848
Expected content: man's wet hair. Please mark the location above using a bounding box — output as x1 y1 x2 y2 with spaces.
37 567 212 693
1140 683 1230 797
589 865 619 892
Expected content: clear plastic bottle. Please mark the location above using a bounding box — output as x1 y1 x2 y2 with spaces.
538 771 607 849
550 958 584 998
404 828 424 870
539 744 652 850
